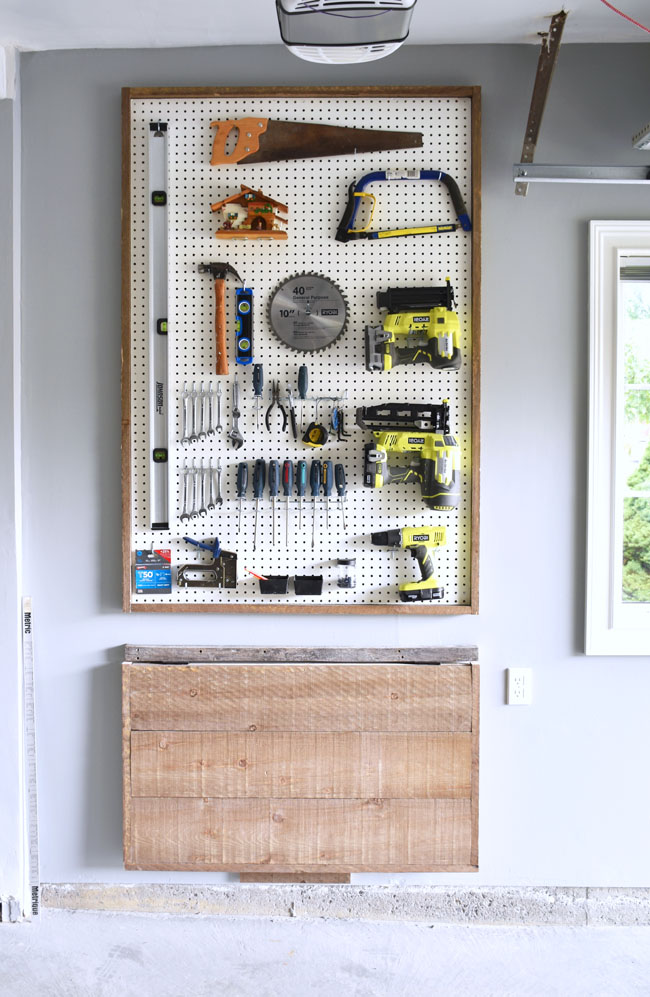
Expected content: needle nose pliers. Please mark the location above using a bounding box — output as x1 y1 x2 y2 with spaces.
266 381 288 433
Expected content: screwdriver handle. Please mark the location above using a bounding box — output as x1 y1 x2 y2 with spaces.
236 461 248 497
253 458 266 499
282 459 294 496
323 460 333 497
253 364 263 397
298 365 309 400
268 459 280 498
310 459 322 498
297 460 307 497
335 463 346 497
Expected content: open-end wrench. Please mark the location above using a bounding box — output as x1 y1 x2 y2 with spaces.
216 382 223 432
216 457 223 506
189 459 199 518
228 374 244 449
180 463 191 522
190 383 199 443
207 457 216 511
198 458 208 517
198 382 208 441
181 383 191 445
207 384 216 438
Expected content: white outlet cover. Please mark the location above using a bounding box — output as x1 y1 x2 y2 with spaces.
506 667 533 705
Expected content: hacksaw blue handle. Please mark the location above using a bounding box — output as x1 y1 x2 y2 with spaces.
335 168 472 242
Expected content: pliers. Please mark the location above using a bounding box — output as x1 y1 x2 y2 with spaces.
266 380 288 433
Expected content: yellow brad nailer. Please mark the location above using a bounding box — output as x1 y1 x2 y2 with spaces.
356 402 460 511
366 278 462 373
371 526 447 602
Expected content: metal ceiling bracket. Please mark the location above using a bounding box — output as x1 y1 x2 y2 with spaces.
515 11 567 197
513 164 650 184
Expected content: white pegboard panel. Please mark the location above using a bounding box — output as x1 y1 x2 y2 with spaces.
128 93 476 610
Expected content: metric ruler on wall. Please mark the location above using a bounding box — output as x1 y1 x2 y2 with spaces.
22 597 39 918
148 121 170 530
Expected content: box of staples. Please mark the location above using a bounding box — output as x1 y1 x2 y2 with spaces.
134 549 172 594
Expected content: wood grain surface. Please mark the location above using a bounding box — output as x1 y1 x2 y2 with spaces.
124 645 478 663
123 659 479 873
130 731 472 799
126 797 473 872
129 664 473 733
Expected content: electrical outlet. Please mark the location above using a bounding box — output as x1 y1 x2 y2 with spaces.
506 667 533 705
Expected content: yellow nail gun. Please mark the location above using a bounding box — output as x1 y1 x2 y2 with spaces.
366 279 461 372
371 526 447 601
356 402 460 511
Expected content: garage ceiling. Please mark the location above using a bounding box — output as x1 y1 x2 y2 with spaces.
0 0 648 51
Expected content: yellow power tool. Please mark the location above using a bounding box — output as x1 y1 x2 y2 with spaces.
356 402 461 511
366 279 461 372
371 526 447 601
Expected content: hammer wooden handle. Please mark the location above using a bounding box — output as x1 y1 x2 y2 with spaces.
214 278 229 375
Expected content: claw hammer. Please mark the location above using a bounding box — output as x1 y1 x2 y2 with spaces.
198 262 242 375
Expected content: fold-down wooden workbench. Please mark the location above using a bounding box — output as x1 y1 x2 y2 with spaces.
122 646 479 880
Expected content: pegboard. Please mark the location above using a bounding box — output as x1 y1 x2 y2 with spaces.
121 86 480 614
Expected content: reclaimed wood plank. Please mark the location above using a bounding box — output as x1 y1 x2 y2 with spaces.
128 798 473 872
124 645 478 664
129 665 473 733
130 731 472 800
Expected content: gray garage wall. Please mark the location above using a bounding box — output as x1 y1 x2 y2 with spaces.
19 43 650 886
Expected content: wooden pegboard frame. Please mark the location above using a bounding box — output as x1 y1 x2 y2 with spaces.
121 86 481 614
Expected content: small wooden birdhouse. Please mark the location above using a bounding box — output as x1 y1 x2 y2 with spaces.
211 185 289 240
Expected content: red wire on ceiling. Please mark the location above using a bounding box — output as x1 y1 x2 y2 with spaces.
598 0 650 34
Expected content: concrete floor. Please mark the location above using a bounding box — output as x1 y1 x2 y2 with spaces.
2 911 650 996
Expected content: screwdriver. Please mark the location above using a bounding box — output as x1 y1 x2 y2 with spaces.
310 459 322 549
236 461 248 533
298 365 308 430
253 364 263 429
297 460 307 531
335 463 347 530
282 460 294 547
322 460 333 531
268 459 280 546
253 458 266 552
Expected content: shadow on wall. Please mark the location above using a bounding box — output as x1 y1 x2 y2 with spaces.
84 657 124 866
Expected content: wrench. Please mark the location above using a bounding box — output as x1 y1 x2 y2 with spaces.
228 374 244 449
181 382 191 445
216 382 223 432
180 463 191 522
198 458 208 517
215 457 223 506
198 382 208 441
207 383 216 438
190 459 199 519
190 383 199 443
207 457 216 511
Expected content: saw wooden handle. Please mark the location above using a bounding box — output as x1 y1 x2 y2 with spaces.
214 278 229 376
210 118 269 165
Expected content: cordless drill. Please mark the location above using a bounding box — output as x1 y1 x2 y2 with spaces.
371 527 447 602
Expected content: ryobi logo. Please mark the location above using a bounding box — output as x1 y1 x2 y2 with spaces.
412 534 430 542
407 436 425 444
413 316 430 323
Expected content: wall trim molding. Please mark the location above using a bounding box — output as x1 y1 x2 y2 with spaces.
41 884 650 927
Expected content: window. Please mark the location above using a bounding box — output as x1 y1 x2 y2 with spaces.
586 222 650 654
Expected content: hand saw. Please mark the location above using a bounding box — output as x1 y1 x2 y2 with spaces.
210 118 422 166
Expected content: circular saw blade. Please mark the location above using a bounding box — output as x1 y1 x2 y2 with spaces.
268 273 348 353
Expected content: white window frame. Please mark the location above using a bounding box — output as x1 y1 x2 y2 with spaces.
586 220 650 655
